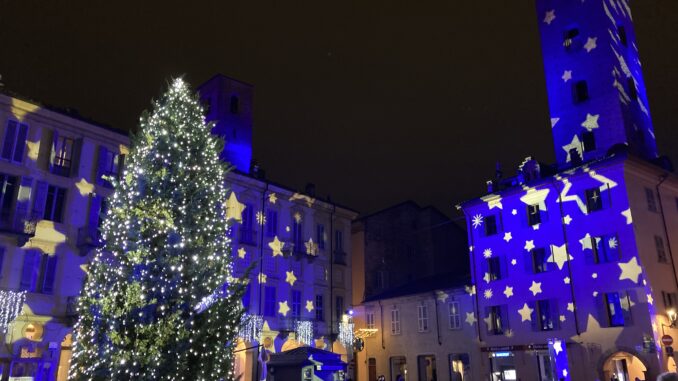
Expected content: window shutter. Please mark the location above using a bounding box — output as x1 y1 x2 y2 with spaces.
595 294 609 328
42 255 58 294
31 181 49 220
524 250 534 273
621 291 633 325
500 305 510 331
13 177 33 231
19 250 38 291
96 145 108 185
530 301 539 331
550 299 560 330
584 236 597 265
48 130 59 173
88 193 103 228
70 138 83 177
12 123 28 163
1 121 17 160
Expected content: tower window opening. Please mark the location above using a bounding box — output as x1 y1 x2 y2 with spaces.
582 131 596 152
627 78 637 100
618 24 628 46
572 80 589 103
230 95 239 114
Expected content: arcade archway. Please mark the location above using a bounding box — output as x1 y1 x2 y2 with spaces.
602 351 647 381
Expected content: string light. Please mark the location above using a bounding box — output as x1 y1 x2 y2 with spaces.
238 314 263 344
0 290 25 333
294 320 314 346
338 321 354 350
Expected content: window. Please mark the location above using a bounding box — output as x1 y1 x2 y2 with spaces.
618 24 628 46
448 301 461 330
583 131 596 152
20 251 57 294
627 78 637 100
44 185 66 223
417 303 429 332
316 224 325 249
417 355 437 381
292 215 303 253
390 307 401 335
0 174 17 224
50 134 74 176
532 248 551 273
264 286 276 317
585 188 603 213
335 229 344 252
449 354 470 381
336 296 344 321
573 80 589 103
656 235 667 263
488 257 502 281
315 294 324 321
265 210 277 237
291 290 301 318
240 203 255 244
536 300 556 331
645 188 657 212
366 312 375 330
1 120 28 163
485 215 498 236
663 291 678 309
527 204 541 226
605 292 631 327
563 27 580 49
390 356 407 381
230 95 239 114
592 234 621 263
97 146 124 187
486 305 505 335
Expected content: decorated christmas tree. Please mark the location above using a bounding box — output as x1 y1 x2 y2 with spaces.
69 78 245 381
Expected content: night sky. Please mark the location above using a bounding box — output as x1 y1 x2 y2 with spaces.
2 1 678 217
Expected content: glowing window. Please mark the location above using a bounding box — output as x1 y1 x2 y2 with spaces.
366 312 375 329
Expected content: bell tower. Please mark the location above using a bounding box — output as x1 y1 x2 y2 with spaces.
535 0 657 165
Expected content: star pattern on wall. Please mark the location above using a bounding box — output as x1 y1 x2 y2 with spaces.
518 303 534 322
483 248 493 258
548 244 573 270
561 70 572 82
584 37 598 52
305 300 314 312
465 312 476 326
472 214 483 229
237 247 247 259
511 209 517 216
511 259 517 266
293 212 302 223
278 301 290 316
563 215 572 225
551 118 560 128
256 211 266 226
580 233 593 250
285 271 297 286
618 257 643 283
436 290 449 303
503 286 514 298
524 240 535 252
268 236 285 257
567 303 575 312
647 294 654 305
529 281 543 296
543 9 556 24
562 135 583 163
483 273 492 284
465 285 476 296
481 194 503 210
483 289 493 299
563 277 570 284
621 208 633 224
258 273 267 284
305 238 318 256
503 232 513 242
225 192 246 222
553 339 563 355
268 193 277 204
581 113 600 131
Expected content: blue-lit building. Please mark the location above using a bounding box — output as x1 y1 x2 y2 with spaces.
459 1 678 380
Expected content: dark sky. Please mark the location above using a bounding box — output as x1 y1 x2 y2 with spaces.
2 1 678 217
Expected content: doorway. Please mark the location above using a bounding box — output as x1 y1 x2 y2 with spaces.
602 351 647 381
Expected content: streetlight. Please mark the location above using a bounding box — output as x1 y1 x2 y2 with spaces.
668 309 677 328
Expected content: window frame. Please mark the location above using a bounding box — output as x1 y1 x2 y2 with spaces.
390 307 401 335
448 301 461 330
417 303 429 332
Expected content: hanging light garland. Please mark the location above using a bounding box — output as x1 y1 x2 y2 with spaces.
0 290 26 333
338 321 354 350
238 314 263 344
294 320 314 346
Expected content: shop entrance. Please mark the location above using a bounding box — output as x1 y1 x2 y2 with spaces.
489 352 516 381
602 351 647 381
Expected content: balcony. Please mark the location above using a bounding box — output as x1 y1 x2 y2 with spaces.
77 225 101 255
333 250 347 266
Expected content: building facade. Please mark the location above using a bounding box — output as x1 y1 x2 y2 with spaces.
0 92 128 381
459 1 678 380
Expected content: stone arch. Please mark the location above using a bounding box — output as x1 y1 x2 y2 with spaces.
597 346 649 381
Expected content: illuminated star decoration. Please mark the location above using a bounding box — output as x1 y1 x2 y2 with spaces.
268 192 277 204
511 209 517 216
225 192 246 222
471 214 483 229
543 9 556 25
436 291 449 303
465 285 476 296
584 36 598 52
561 70 572 82
504 329 514 338
256 211 266 226
618 257 643 283
567 303 575 312
237 247 247 259
503 286 513 298
564 277 571 284
483 289 493 299
580 233 593 251
305 238 318 256
75 178 95 196
483 248 493 259
258 273 267 284
524 240 535 252
510 259 517 266
559 315 566 322
581 113 600 131
563 215 572 225
518 303 534 322
80 264 89 274
551 118 560 128
305 300 314 312
621 208 633 224
483 273 492 284
562 135 583 163
553 339 563 355
465 312 476 326
285 271 297 286
592 273 597 279
647 294 654 305
608 237 618 249
481 194 503 210
503 232 512 242
293 212 302 223
529 281 543 296
268 236 284 257
547 244 573 270
278 301 290 316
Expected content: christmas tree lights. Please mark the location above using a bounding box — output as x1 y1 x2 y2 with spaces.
68 78 244 381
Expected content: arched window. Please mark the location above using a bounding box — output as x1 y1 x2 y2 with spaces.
230 95 239 114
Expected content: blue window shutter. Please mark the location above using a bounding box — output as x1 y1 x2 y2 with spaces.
96 146 109 185
89 194 103 228
12 123 28 163
42 255 58 294
69 138 83 177
1 121 17 160
31 181 48 220
19 251 38 291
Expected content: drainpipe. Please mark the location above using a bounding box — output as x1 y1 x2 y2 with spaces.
432 292 442 345
254 182 268 381
551 179 582 336
378 300 385 349
656 175 678 292
458 206 482 340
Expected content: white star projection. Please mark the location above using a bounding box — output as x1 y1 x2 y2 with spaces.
503 286 514 298
543 9 556 24
483 314 493 328
563 277 570 284
436 291 449 303
483 248 493 259
579 233 593 250
26 140 40 161
471 214 483 229
503 232 512 242
562 135 583 163
618 257 643 283
305 300 314 312
559 178 588 214
256 211 266 226
289 193 315 207
225 192 246 222
268 236 284 257
305 238 318 256
465 312 476 326
561 70 572 82
529 281 543 296
481 194 503 210
75 178 95 196
510 258 517 266
567 303 575 313
237 247 247 259
559 315 566 323
552 339 563 355
563 215 572 225
268 192 277 204
524 240 535 252
278 301 290 316
551 118 560 128
483 273 492 284
483 289 493 299
548 244 573 270
592 273 598 279
293 212 302 223
608 237 618 249
465 285 476 296
647 294 654 305
258 273 267 284
581 113 600 131
518 303 534 322
285 271 297 286
520 188 550 211
584 37 598 52
621 208 633 224
511 209 517 216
